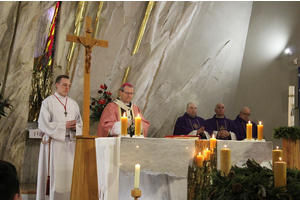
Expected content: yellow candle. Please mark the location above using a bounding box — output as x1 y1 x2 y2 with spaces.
204 148 211 161
197 153 204 167
121 113 128 136
134 164 140 189
246 121 252 140
135 114 142 136
220 145 231 176
272 146 283 171
257 121 263 140
210 134 216 149
274 157 286 188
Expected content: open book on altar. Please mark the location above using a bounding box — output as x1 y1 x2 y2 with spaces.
164 135 200 139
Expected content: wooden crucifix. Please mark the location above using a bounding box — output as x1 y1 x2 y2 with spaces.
66 16 108 200
67 16 108 136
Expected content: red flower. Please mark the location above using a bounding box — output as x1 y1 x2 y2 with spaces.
98 107 102 112
100 84 107 89
106 91 112 96
98 90 103 94
91 101 95 105
98 99 106 105
108 98 112 101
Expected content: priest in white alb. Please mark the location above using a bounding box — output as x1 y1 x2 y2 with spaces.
36 75 83 200
97 83 150 137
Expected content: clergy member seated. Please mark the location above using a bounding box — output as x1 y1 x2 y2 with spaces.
206 103 237 140
97 83 150 137
173 102 213 139
233 106 257 140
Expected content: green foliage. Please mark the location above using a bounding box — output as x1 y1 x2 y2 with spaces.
90 84 113 122
0 94 12 119
273 126 300 140
202 159 300 200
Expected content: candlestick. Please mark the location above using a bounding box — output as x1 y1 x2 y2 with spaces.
134 164 140 189
204 148 211 161
131 189 141 200
121 113 128 136
272 146 283 171
197 153 204 167
257 121 263 140
288 86 295 127
246 121 252 140
135 114 142 136
210 134 217 149
274 157 286 188
220 145 231 176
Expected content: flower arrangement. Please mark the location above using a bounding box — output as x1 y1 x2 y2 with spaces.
90 84 113 122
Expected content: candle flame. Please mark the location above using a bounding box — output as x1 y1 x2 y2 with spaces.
248 121 251 124
224 145 227 148
135 163 140 167
279 157 282 161
276 146 279 150
259 121 262 125
123 112 127 117
136 145 139 148
212 134 215 139
138 113 140 117
199 152 201 155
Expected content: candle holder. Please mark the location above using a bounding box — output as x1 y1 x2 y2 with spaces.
131 189 141 200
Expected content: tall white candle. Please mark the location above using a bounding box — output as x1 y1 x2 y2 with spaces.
288 86 295 127
134 164 140 189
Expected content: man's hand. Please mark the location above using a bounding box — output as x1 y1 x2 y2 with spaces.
66 120 77 130
197 126 205 135
217 130 230 138
127 120 132 128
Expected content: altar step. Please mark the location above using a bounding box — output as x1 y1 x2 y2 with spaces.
21 184 36 200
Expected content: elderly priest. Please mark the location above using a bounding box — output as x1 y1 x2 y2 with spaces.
97 83 150 137
173 102 213 138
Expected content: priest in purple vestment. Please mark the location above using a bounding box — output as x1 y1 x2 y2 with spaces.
233 106 257 140
173 102 213 139
206 103 237 140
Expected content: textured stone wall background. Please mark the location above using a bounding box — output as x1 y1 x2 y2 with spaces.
0 1 299 184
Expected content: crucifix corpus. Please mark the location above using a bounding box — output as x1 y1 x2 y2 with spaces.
67 16 108 136
66 16 108 200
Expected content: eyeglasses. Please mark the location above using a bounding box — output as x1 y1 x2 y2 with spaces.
122 91 135 95
241 112 251 116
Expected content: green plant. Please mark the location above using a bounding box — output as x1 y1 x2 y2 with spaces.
0 94 12 119
90 84 113 122
273 126 300 140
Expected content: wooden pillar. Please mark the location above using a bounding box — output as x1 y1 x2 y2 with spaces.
282 138 299 169
70 136 98 200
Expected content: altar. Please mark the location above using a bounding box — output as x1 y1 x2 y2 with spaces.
95 138 273 200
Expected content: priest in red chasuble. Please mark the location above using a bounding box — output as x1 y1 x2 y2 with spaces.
173 102 213 138
97 83 150 137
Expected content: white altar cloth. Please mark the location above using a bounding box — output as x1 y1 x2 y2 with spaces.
95 138 273 200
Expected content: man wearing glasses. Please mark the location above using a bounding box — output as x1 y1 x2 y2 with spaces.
233 106 257 140
97 83 150 137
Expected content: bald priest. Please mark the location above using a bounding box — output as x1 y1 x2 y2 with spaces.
97 83 150 137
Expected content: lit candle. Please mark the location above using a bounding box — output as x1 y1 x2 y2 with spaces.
246 121 252 140
197 153 204 167
210 134 217 149
135 113 142 136
121 112 128 136
257 121 263 140
274 157 286 188
272 146 283 171
220 145 231 176
204 148 211 161
134 164 140 189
